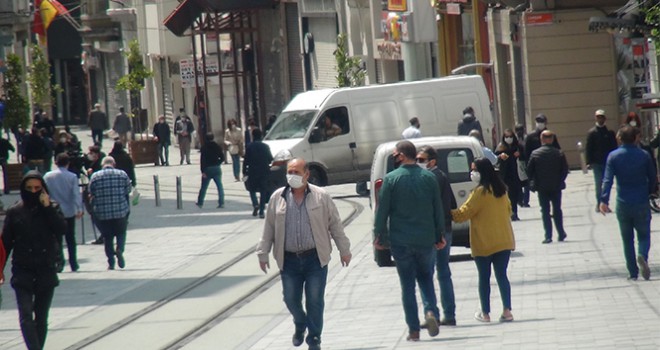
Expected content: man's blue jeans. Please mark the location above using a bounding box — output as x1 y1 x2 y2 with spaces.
421 231 455 321
474 250 512 314
615 201 651 278
591 163 604 204
230 154 241 179
96 217 128 268
197 166 224 207
158 143 169 165
281 251 328 344
390 245 439 332
537 190 566 240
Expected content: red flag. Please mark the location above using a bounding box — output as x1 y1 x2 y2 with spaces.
32 0 45 36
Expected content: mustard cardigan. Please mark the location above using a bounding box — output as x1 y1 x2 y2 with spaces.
451 186 515 257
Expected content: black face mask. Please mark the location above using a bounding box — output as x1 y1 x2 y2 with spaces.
21 191 41 208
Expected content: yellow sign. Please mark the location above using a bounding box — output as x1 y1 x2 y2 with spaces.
388 0 407 12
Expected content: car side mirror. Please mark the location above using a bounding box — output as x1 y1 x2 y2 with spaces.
309 128 322 144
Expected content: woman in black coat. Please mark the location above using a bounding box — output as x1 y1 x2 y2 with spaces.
242 128 273 218
2 171 67 350
109 141 136 187
495 128 522 221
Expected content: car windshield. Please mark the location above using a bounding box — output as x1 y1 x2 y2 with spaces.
264 110 317 140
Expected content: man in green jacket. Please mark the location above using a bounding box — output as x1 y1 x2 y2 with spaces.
373 140 445 342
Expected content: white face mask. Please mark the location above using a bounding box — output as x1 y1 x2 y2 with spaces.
629 121 637 127
286 174 305 189
504 137 513 144
470 171 481 184
417 162 428 169
536 122 546 130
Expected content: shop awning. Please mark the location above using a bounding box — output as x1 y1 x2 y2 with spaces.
164 0 278 36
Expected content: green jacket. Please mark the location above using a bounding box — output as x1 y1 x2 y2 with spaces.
373 164 444 248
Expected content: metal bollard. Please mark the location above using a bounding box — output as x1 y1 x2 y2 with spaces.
154 175 161 207
176 176 183 209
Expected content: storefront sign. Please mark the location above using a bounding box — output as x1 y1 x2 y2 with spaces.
376 40 402 60
525 13 554 26
388 0 407 12
179 57 219 88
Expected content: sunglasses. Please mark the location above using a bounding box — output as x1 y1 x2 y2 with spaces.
416 157 428 163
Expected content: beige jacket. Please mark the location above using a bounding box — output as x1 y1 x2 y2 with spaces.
224 127 244 156
256 184 351 270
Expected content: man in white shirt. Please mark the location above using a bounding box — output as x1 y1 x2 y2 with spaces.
401 117 422 139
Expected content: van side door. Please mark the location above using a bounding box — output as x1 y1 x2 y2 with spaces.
308 106 357 184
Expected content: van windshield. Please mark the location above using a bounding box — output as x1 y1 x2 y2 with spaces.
264 110 317 140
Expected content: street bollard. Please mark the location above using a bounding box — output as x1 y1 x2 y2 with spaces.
154 175 161 207
176 176 183 209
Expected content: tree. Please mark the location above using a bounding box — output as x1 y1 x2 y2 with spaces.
116 39 153 138
334 33 366 88
27 44 54 113
3 54 30 134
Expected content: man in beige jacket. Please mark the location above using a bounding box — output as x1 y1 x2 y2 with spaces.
256 158 351 350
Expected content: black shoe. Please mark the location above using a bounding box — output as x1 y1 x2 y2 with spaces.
217 204 224 209
292 329 305 347
542 239 552 244
558 233 567 242
307 336 321 350
511 214 520 221
521 203 530 208
252 207 258 217
439 318 457 326
108 265 115 270
259 213 265 219
195 202 202 208
71 262 80 272
637 255 650 280
116 251 125 269
92 237 104 245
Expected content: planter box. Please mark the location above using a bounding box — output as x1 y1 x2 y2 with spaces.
129 139 158 165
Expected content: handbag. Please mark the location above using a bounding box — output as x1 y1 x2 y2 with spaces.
516 159 528 182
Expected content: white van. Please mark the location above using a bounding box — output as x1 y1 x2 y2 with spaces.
370 136 485 266
264 75 493 187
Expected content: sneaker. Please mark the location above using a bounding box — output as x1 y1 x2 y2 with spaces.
195 202 203 208
542 239 552 244
499 314 514 322
628 276 638 281
558 233 567 242
259 213 265 219
307 336 321 350
252 207 259 217
424 311 439 337
217 204 224 209
474 311 490 323
511 214 520 221
108 265 115 270
116 251 125 269
292 328 305 347
92 237 105 245
637 255 650 280
406 331 420 342
439 318 456 326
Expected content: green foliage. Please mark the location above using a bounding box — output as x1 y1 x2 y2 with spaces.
27 44 53 111
334 33 366 88
642 3 660 53
3 54 30 131
116 39 153 96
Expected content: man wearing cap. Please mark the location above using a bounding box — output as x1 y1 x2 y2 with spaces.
524 113 561 162
402 117 422 139
88 103 108 148
586 109 617 212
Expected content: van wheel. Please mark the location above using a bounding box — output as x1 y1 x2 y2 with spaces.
308 167 326 186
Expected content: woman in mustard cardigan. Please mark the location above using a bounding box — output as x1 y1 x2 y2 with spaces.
452 157 516 323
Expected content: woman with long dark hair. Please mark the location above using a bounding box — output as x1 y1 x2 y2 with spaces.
495 128 522 221
451 157 515 323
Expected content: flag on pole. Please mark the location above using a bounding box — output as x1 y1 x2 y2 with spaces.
41 0 67 32
32 0 44 37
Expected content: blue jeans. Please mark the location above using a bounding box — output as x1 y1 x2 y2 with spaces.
420 231 455 321
281 251 328 344
591 163 604 204
197 166 224 206
537 190 566 240
230 154 241 179
474 250 512 314
96 217 128 268
158 143 169 165
615 201 651 278
390 245 439 332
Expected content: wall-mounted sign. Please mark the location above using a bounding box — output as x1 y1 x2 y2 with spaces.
446 3 462 15
525 13 554 26
388 0 407 12
179 57 219 88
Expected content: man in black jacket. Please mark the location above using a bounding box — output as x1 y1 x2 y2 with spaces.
585 109 617 212
243 128 272 218
152 115 171 166
196 133 225 208
1 171 67 350
0 135 15 193
524 113 561 161
527 130 569 244
457 106 483 143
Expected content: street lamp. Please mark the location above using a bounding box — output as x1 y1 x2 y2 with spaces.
451 62 501 147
